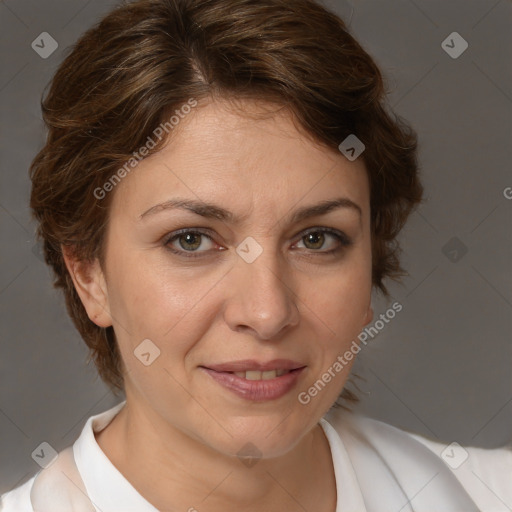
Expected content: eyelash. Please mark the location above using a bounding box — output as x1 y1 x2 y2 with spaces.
163 227 352 259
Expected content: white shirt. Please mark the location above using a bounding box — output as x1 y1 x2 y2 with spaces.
2 401 511 511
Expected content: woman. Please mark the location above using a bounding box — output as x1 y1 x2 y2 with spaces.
2 0 510 510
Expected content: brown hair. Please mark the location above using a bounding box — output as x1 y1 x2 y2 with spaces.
30 0 423 401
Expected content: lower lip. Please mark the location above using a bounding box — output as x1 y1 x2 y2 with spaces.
200 367 306 401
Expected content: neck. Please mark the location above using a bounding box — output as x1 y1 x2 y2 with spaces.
95 399 336 512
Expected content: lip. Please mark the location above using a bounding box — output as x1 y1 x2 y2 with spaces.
200 363 306 402
204 359 305 372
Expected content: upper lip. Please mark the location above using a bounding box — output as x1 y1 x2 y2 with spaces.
202 359 306 372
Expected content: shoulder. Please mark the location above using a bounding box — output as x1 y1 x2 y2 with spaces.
1 475 36 512
1 401 126 512
407 430 512 511
0 447 87 512
324 406 512 511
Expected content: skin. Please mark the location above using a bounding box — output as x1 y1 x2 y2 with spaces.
63 98 374 512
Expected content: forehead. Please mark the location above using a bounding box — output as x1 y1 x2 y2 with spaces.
109 98 369 223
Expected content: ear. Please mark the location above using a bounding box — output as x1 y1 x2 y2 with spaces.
61 245 112 328
362 302 373 326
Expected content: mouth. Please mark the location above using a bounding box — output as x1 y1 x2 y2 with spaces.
199 360 306 401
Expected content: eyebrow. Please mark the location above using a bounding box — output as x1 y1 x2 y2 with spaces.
139 197 362 225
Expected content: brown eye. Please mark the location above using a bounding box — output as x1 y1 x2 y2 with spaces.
302 231 326 250
165 230 216 256
177 232 202 251
295 228 351 253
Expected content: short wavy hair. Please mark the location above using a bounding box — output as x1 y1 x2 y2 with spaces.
29 0 423 400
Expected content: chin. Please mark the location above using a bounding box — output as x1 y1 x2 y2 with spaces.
199 414 310 461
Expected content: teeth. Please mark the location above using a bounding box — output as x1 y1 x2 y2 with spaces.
233 369 291 380
246 370 265 380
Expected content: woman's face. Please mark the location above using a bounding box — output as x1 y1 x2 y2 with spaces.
89 99 373 458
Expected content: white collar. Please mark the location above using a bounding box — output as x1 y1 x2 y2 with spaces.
73 401 158 511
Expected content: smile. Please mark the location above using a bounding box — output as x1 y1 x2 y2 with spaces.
200 366 306 401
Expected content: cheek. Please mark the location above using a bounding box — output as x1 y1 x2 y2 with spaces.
106 253 221 355
302 256 372 339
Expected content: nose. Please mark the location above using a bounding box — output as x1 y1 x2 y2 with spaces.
222 248 300 340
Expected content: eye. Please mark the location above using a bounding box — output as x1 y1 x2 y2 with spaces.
293 228 351 254
163 227 352 259
164 229 218 257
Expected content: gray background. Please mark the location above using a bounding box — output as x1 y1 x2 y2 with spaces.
1 0 510 494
